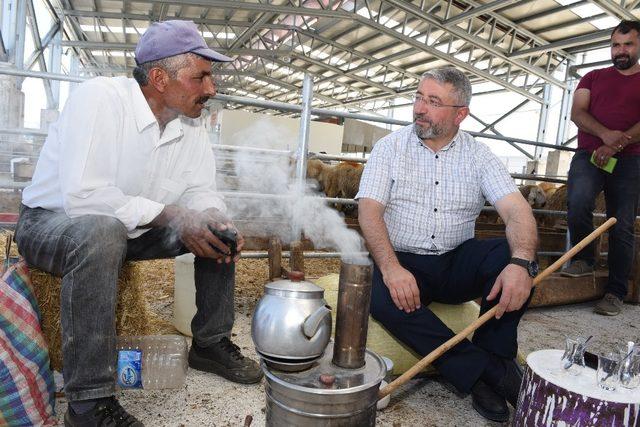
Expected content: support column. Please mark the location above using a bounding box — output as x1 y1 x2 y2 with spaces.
535 84 551 158
47 30 62 109
527 84 551 181
292 74 313 242
70 54 80 91
13 0 26 73
556 61 575 147
1 0 17 60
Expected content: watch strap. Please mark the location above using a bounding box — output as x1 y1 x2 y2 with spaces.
509 257 530 268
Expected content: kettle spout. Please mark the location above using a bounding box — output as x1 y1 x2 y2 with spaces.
302 305 331 339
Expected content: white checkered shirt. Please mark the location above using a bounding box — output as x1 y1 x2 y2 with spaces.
356 125 517 255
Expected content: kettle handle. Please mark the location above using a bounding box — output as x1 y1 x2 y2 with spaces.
302 305 331 339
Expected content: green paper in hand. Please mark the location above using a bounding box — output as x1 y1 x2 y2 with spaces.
590 151 617 173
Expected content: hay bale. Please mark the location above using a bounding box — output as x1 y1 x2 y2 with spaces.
30 262 170 371
314 274 486 375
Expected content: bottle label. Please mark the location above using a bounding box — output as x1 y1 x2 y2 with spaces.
117 350 143 389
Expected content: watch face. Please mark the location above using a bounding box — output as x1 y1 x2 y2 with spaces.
527 261 539 278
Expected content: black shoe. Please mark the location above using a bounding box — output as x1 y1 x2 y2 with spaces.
494 359 524 408
188 337 263 384
471 380 509 422
64 397 143 427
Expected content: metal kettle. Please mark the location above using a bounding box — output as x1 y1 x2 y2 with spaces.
251 271 332 362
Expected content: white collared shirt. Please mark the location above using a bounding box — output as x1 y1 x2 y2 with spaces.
356 124 517 254
22 76 226 238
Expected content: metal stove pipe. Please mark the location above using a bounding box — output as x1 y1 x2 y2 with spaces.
332 258 373 369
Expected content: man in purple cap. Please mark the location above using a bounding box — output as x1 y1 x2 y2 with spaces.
15 20 262 427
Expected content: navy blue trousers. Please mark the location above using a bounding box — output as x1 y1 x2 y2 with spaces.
370 238 531 393
567 150 640 299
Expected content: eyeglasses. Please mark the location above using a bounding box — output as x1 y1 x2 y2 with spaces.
412 93 467 108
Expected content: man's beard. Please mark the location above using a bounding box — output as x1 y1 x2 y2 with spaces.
414 116 446 140
612 54 637 70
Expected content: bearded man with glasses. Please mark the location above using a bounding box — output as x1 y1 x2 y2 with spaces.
357 67 538 422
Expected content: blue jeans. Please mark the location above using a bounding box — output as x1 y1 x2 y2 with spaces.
370 238 531 393
567 150 640 299
14 205 235 401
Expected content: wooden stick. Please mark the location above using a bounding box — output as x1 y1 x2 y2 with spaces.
378 217 617 399
289 240 305 273
267 237 282 281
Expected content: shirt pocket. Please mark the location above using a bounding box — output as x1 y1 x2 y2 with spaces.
158 178 187 204
450 177 481 212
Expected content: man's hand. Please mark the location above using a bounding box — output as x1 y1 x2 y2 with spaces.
599 129 630 150
593 145 617 168
177 208 243 263
486 264 533 319
382 264 421 313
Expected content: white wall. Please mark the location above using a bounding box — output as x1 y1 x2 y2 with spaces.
218 109 344 154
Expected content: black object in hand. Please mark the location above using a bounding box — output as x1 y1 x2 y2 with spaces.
208 226 238 257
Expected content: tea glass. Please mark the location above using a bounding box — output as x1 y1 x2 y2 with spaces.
559 336 587 376
597 352 620 391
619 347 640 390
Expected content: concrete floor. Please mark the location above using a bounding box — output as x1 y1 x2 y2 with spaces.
52 300 640 426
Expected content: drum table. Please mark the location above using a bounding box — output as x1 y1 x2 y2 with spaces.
515 349 640 426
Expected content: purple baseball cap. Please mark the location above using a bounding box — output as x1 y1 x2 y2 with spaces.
135 20 232 64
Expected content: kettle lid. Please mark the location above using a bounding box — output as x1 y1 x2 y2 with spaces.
265 271 325 298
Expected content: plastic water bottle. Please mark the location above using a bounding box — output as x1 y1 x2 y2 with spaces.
116 335 188 390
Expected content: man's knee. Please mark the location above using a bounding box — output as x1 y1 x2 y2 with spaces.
567 185 597 213
70 215 128 260
370 287 406 326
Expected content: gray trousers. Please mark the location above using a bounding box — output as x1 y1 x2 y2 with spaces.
15 205 235 401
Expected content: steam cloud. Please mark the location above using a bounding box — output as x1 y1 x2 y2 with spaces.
220 119 367 262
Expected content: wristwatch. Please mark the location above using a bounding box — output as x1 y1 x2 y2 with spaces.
509 257 539 278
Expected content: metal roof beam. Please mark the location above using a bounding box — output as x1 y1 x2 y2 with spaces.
295 29 422 81
587 0 637 20
24 20 60 70
443 0 517 27
535 13 609 35
289 52 395 95
350 17 542 102
25 0 55 107
509 29 611 59
455 0 552 46
60 40 293 57
383 0 565 88
120 0 354 19
60 9 295 30
512 1 589 24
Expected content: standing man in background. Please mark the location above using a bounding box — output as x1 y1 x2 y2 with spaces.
562 20 640 316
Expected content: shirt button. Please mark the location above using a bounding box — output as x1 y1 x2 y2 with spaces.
435 181 439 185
434 208 438 212
435 155 439 159
431 235 435 239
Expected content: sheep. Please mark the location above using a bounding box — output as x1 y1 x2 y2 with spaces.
306 159 364 217
519 184 547 209
538 182 560 199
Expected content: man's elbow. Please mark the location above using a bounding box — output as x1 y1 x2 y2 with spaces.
358 199 382 227
358 199 370 223
570 107 586 126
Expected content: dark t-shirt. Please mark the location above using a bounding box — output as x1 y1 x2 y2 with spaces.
576 66 640 156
